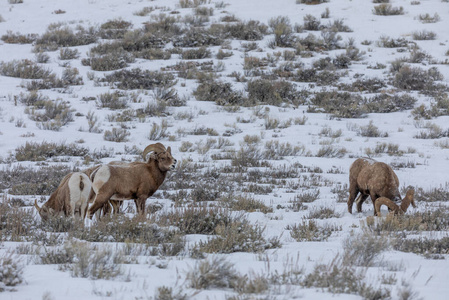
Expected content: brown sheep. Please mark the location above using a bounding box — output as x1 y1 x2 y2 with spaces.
87 143 176 218
375 189 416 216
347 157 402 216
34 172 91 221
85 162 132 218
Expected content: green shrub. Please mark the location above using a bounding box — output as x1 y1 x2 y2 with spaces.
296 0 329 4
366 93 417 113
247 79 300 106
302 258 391 299
156 207 234 235
173 28 222 47
0 198 38 240
180 47 211 59
103 127 131 142
135 48 171 60
179 0 207 8
309 91 367 118
1 31 38 44
58 48 80 60
417 13 440 23
393 65 444 92
342 231 390 266
376 35 409 48
186 257 239 289
69 215 184 248
84 50 134 71
412 30 436 40
210 20 268 41
289 220 341 242
120 29 167 52
194 80 245 106
99 18 132 39
225 195 273 213
100 68 176 90
303 14 321 31
26 100 74 131
306 206 342 219
357 120 388 137
68 244 124 280
268 16 296 47
15 141 88 161
148 120 169 141
373 4 404 15
97 91 128 110
16 91 48 107
0 59 53 79
195 218 279 254
393 237 449 257
61 67 83 85
0 165 74 194
339 77 386 93
35 25 98 51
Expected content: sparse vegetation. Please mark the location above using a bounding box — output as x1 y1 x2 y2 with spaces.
1 1 449 299
373 4 404 15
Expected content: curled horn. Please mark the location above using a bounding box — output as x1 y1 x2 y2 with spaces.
142 143 166 160
375 197 400 217
34 199 43 217
401 189 416 211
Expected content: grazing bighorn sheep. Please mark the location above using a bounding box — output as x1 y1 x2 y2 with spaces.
34 172 91 221
87 143 176 218
85 163 127 217
347 157 403 216
375 189 416 217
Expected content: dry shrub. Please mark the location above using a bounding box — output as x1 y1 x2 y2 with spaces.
186 257 239 289
100 68 176 90
195 218 279 254
342 230 390 267
289 220 341 242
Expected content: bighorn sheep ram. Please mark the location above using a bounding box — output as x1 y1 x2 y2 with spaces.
34 172 91 221
85 162 128 217
348 157 407 216
375 189 416 217
87 143 176 218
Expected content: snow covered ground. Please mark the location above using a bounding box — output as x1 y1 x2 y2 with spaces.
0 0 449 299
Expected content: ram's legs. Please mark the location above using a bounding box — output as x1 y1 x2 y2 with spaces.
347 184 359 214
356 194 369 213
87 192 114 219
134 197 147 215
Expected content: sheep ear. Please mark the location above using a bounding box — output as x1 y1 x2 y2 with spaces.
167 146 171 154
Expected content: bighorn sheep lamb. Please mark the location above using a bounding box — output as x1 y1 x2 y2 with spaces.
87 143 176 218
375 189 416 217
34 172 91 221
347 157 403 216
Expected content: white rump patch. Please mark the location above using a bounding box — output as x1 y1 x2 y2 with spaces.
68 172 92 216
92 165 111 194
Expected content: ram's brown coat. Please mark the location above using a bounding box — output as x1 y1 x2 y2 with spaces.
375 189 416 216
34 172 91 220
87 143 176 218
348 158 401 216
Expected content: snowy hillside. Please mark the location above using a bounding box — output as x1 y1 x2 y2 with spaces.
1 0 449 299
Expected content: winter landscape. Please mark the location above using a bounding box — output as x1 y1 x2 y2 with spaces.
1 0 449 299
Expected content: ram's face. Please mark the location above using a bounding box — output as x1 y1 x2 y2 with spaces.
157 147 177 171
38 206 54 221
